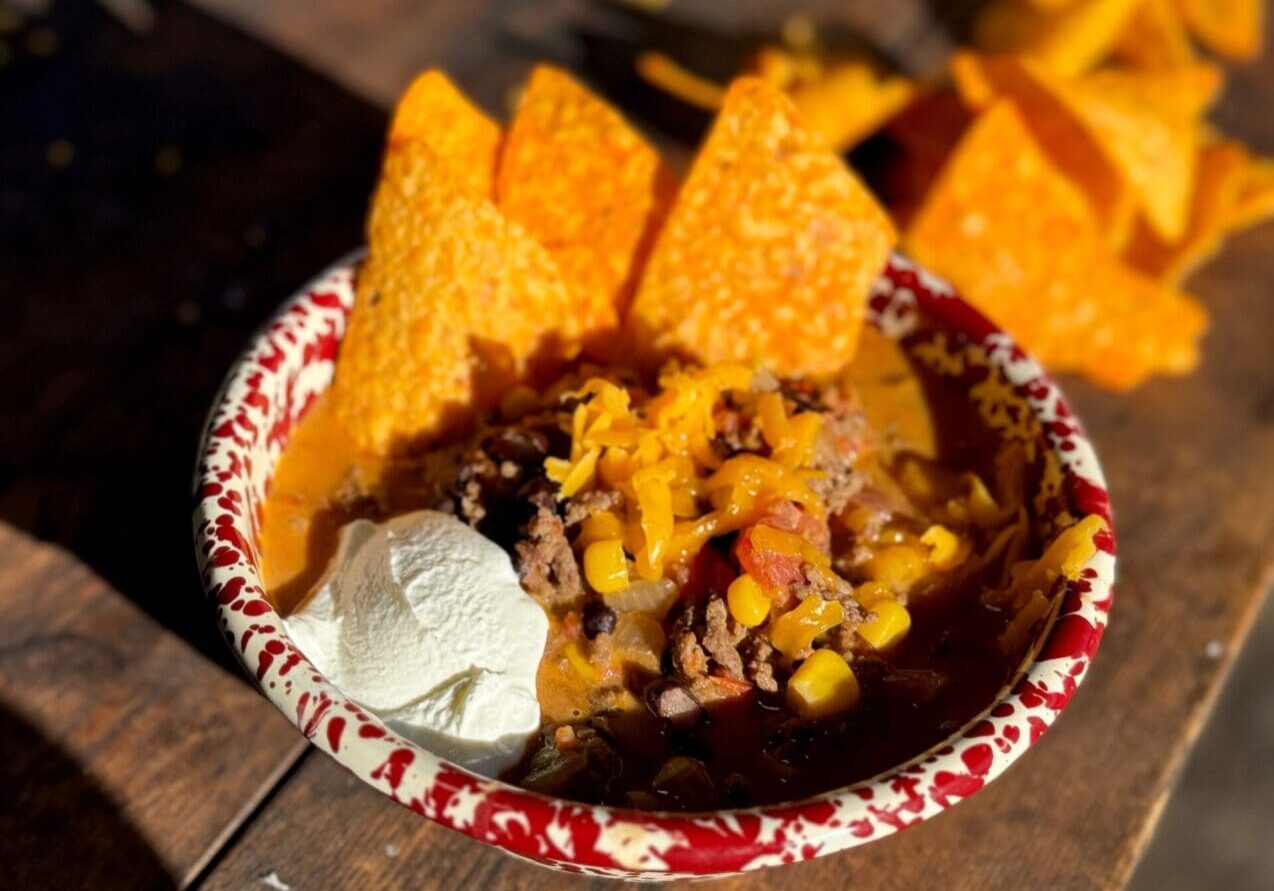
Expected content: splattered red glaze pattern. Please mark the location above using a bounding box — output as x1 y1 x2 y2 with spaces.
192 252 1116 878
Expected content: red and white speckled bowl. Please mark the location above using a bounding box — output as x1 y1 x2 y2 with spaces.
193 251 1115 880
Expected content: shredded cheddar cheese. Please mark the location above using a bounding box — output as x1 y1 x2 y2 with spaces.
546 363 828 578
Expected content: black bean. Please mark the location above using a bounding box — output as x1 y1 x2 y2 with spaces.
582 600 617 638
481 427 550 466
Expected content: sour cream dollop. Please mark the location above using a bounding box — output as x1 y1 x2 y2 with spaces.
283 509 548 777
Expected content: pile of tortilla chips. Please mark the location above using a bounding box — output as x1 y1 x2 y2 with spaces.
636 1 1274 391
332 67 894 455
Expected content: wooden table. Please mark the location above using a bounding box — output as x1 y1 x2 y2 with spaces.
2 2 1271 889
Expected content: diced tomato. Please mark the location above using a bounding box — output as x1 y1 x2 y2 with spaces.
682 543 737 600
734 527 802 606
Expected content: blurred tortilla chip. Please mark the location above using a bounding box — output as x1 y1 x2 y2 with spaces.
788 59 916 153
1178 0 1263 60
951 53 1136 246
627 77 896 377
334 141 581 454
1064 65 1221 240
972 0 1143 77
1227 153 1274 229
1112 0 1196 68
957 55 1217 242
386 70 501 197
904 100 1206 390
496 65 675 347
1124 139 1249 284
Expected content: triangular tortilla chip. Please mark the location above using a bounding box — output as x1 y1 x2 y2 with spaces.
1063 65 1220 240
1178 0 1263 60
1227 153 1274 229
787 59 916 153
386 70 501 197
1112 0 1196 68
951 53 1136 247
956 55 1219 242
627 77 896 377
972 0 1143 76
1124 139 1250 284
496 65 675 345
904 101 1206 391
333 141 581 454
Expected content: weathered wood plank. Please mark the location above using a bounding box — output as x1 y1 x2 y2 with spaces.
188 1 1274 888
0 524 308 889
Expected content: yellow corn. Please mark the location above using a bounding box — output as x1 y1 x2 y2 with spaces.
963 474 1003 526
867 544 927 592
564 640 600 681
577 511 624 547
727 574 771 627
857 600 911 650
769 596 844 659
786 649 860 718
853 580 893 608
584 539 629 594
921 524 968 570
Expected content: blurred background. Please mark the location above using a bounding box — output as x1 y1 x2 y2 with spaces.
1 0 1270 888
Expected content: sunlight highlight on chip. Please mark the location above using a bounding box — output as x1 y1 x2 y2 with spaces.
386 69 501 197
497 65 675 345
333 141 582 454
627 77 896 378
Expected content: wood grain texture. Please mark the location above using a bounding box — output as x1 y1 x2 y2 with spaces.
0 524 307 889
2 0 1268 889
189 1 1274 886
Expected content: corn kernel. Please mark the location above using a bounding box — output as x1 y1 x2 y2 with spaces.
857 600 911 650
584 539 629 594
921 524 968 570
727 574 771 627
578 511 624 547
867 544 927 592
963 474 1004 526
564 640 600 681
786 649 860 717
853 580 893 608
769 596 844 659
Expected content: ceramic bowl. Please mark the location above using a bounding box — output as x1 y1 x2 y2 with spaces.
193 251 1115 880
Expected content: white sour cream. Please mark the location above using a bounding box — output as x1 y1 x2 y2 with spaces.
284 510 548 777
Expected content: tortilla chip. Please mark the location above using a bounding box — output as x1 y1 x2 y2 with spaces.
904 101 1206 390
1227 153 1274 229
972 0 1143 77
1063 65 1220 240
627 77 896 377
1112 0 1197 68
788 60 916 153
333 141 581 454
1178 0 1263 60
950 53 1135 247
1124 139 1250 284
385 70 501 197
957 55 1218 242
497 65 675 346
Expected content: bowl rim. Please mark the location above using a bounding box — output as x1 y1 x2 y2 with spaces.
193 250 1116 879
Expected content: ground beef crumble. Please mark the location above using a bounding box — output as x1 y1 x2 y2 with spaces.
515 503 583 608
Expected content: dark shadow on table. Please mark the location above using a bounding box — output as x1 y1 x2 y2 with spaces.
0 1 384 675
0 699 176 890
